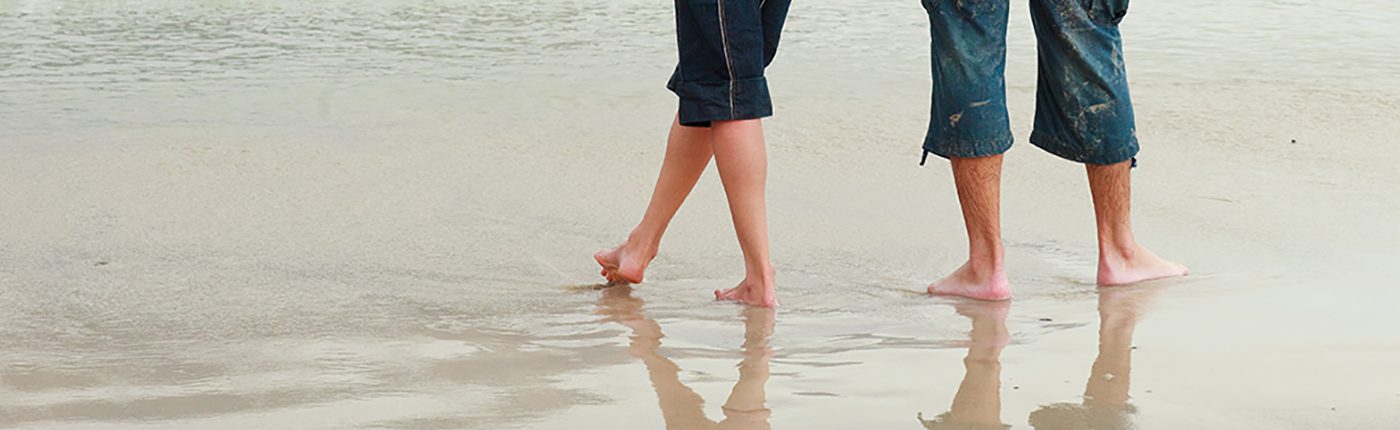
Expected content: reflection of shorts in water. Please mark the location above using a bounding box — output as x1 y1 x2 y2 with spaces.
920 0 1139 165
917 411 1012 430
667 0 792 127
1027 402 1137 430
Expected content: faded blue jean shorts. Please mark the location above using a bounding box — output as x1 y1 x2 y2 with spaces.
920 0 1139 165
667 0 792 127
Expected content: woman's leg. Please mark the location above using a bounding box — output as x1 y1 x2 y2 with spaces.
711 119 777 307
596 115 713 284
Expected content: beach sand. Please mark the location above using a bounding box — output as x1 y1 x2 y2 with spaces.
3 0 1399 428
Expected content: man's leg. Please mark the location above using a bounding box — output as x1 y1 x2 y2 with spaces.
1027 0 1186 285
596 115 713 284
1088 161 1188 285
920 0 1014 301
928 155 1012 300
711 119 778 307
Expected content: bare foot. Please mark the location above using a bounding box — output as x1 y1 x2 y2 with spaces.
594 240 656 284
715 271 778 308
1097 244 1189 286
928 262 1012 301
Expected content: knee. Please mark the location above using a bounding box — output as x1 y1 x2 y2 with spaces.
710 118 762 129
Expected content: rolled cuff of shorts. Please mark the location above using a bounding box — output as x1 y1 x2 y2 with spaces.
921 134 1014 162
669 77 773 127
1029 131 1139 165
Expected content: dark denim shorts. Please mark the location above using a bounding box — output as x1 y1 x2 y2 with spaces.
667 0 792 127
921 0 1139 165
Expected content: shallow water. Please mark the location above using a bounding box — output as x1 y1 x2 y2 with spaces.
3 0 1399 136
2 0 1400 429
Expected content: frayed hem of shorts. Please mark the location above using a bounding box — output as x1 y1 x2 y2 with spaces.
1028 131 1139 165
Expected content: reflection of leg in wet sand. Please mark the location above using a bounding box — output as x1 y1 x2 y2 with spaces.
595 285 774 430
1028 284 1165 430
919 301 1012 430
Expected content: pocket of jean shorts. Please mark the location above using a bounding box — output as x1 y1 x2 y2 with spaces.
1082 0 1129 25
1102 0 1129 24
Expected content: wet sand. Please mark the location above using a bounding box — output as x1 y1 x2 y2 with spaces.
3 0 1400 428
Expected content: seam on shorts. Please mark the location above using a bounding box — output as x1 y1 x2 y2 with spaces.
716 0 737 119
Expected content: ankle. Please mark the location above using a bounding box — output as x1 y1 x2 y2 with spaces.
1099 238 1140 263
958 262 1004 287
745 265 777 285
967 239 1004 268
966 250 1005 278
622 233 660 258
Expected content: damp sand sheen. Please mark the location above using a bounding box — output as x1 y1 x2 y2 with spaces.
2 0 1400 428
